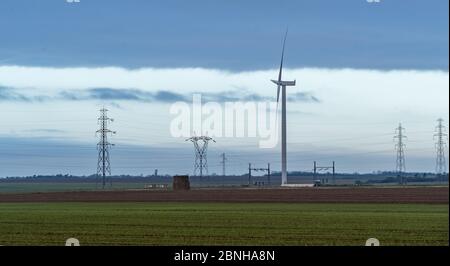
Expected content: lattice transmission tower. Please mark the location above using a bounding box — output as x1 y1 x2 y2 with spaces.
96 108 116 189
394 123 407 184
434 118 447 177
186 135 215 178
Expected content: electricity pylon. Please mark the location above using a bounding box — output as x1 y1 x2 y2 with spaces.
186 135 215 178
434 118 447 177
96 108 116 189
394 123 407 184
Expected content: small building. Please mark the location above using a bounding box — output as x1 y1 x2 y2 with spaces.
173 175 190 190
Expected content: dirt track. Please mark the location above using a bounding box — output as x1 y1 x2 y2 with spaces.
0 187 448 203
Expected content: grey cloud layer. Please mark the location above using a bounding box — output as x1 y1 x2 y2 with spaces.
0 87 23 101
0 86 49 102
0 87 320 103
60 88 185 102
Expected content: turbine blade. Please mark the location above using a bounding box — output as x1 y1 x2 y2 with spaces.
275 84 281 132
277 29 288 82
276 85 280 103
274 28 288 136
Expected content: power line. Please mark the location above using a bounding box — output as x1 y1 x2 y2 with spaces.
96 108 116 189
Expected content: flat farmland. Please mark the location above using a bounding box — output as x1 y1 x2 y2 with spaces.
0 182 150 194
0 202 447 246
0 186 448 203
0 187 447 246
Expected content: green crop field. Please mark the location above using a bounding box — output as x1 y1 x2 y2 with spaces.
0 203 447 246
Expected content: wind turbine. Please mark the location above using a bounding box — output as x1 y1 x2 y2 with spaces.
271 30 296 186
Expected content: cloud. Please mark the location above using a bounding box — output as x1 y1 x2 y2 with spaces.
288 92 320 103
1 86 320 104
64 88 319 103
0 86 52 102
62 88 190 102
0 66 447 176
22 129 66 134
0 65 447 118
60 88 155 101
1 86 190 103
0 86 30 101
199 90 319 103
153 90 187 102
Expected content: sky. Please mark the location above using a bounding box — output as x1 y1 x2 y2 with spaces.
0 0 448 177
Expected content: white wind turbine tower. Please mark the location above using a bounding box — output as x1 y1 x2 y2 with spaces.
271 30 296 186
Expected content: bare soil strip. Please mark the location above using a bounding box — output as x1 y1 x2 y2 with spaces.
0 187 448 203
